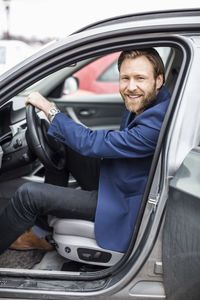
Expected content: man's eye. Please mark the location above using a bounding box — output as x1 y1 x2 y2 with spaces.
138 77 144 80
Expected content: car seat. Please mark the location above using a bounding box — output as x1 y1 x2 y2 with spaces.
49 217 124 266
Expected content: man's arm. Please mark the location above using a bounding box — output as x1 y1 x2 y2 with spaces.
25 92 58 122
48 110 164 159
26 92 168 160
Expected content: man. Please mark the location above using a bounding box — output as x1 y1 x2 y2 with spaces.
0 48 170 254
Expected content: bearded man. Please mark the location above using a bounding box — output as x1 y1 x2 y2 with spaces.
0 48 170 254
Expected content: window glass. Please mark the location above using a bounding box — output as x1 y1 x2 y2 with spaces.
62 47 171 98
20 47 172 99
156 47 171 66
97 61 119 82
69 52 120 96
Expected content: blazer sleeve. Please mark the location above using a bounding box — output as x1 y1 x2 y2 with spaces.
47 105 165 159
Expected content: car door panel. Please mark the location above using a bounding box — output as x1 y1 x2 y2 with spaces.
50 93 124 130
163 147 200 300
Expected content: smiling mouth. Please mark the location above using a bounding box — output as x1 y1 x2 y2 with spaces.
127 95 142 101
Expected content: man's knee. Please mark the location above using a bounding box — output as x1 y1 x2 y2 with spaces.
13 182 43 217
14 182 37 200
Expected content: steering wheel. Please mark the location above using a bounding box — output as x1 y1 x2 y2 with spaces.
26 104 67 172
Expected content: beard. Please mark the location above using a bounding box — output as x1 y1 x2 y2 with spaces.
121 82 157 115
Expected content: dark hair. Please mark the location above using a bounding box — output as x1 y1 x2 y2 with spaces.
118 48 165 84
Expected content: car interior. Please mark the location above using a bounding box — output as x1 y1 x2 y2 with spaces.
0 45 183 274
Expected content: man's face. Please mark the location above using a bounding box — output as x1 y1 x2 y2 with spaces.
119 55 163 115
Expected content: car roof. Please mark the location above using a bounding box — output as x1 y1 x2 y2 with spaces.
73 8 200 33
2 8 200 64
25 8 200 57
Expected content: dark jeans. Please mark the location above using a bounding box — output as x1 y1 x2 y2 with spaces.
0 147 100 254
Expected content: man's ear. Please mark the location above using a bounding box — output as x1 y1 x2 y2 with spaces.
156 74 163 91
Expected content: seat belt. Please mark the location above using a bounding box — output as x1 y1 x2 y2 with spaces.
135 155 162 247
148 154 162 210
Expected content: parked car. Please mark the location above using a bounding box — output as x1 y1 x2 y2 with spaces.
0 40 34 75
0 9 200 300
72 52 120 94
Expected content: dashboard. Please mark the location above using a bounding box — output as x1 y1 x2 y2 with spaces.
0 99 37 180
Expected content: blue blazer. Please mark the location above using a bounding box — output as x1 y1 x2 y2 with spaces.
48 86 170 252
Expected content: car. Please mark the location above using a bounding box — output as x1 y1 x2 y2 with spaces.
0 8 200 300
0 40 34 75
70 51 120 95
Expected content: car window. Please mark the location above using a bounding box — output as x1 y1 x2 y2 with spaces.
62 52 121 97
19 47 172 100
96 47 172 84
61 47 172 99
97 61 119 82
156 47 171 65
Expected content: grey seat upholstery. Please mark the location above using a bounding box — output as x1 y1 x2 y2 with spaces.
49 217 124 266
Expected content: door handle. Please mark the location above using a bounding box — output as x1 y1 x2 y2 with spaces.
79 109 96 117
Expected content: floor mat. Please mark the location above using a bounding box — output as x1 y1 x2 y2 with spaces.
0 249 45 269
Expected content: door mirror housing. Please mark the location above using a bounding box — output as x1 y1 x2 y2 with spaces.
63 76 79 95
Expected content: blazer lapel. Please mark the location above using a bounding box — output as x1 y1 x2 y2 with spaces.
120 109 133 130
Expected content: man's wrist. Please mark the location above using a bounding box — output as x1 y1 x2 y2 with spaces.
47 104 60 122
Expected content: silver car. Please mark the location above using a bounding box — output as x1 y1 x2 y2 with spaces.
0 8 200 300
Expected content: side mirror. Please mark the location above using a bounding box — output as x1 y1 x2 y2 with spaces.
63 76 79 95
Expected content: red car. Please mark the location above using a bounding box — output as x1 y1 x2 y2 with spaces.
73 52 120 95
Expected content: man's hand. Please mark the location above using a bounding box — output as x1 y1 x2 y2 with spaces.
25 92 55 117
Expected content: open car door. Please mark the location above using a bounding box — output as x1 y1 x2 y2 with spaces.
163 147 200 300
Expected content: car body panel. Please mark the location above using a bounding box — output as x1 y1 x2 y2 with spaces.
74 52 120 94
163 147 200 299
